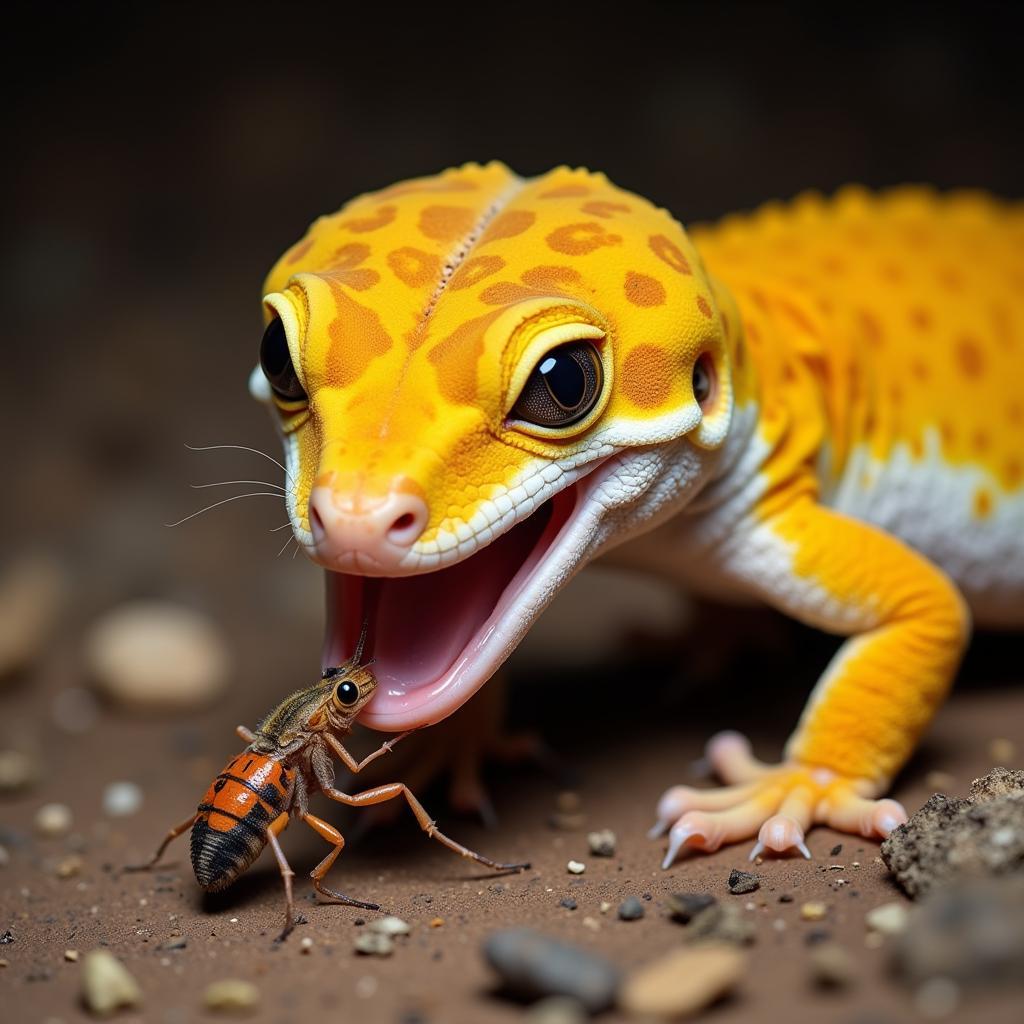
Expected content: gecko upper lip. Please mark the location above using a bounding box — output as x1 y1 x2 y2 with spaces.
322 456 617 731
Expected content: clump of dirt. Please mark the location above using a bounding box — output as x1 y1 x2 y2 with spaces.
881 767 1024 899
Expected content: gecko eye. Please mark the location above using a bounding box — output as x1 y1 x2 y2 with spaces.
334 680 359 707
693 352 716 411
511 341 603 428
260 317 307 402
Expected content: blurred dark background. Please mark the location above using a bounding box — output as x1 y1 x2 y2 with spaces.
2 1 1021 729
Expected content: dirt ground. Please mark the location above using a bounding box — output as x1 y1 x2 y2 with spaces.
2 612 1022 1023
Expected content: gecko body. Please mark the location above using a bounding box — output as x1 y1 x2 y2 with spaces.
252 164 1023 861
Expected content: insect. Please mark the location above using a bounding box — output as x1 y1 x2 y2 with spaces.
129 626 529 938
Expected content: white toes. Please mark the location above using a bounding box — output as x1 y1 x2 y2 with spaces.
872 798 908 837
748 840 765 862
755 814 810 858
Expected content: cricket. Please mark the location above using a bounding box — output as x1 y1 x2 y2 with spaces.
129 625 529 939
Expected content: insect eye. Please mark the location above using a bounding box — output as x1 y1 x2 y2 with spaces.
510 341 603 429
334 681 359 707
260 317 307 403
692 352 716 411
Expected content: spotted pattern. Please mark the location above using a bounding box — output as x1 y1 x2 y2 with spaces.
479 210 536 245
387 246 441 288
649 234 692 274
624 270 667 307
449 255 505 291
419 206 477 243
621 343 673 408
339 205 397 233
546 222 622 256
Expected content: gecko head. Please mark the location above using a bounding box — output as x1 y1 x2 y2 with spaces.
251 163 738 730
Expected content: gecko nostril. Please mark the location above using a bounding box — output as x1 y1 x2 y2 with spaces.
386 503 427 547
392 512 415 532
308 501 326 542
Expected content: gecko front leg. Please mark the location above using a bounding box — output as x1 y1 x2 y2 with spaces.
654 495 969 866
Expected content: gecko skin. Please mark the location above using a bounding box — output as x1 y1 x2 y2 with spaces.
251 163 1024 863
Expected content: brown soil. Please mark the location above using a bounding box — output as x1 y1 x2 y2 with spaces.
2 649 1022 1023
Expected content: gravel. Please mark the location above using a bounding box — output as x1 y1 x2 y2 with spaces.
35 802 73 837
103 781 143 817
617 897 644 921
727 869 760 894
355 932 395 956
203 978 260 1013
809 942 856 989
483 928 620 1013
587 829 616 857
369 915 411 936
865 901 909 936
667 891 717 923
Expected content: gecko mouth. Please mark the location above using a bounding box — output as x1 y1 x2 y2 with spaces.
323 461 614 731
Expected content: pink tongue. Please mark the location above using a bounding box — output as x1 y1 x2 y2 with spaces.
367 504 551 695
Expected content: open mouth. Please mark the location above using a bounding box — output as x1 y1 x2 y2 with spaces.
323 462 612 731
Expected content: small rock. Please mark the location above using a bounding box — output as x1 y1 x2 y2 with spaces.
525 995 587 1024
82 950 142 1016
35 802 73 837
566 860 585 875
989 738 1016 765
890 878 1024 985
102 782 142 818
85 601 230 711
65 949 80 962
830 843 843 856
617 897 644 921
866 902 908 936
587 829 616 857
667 891 717 923
778 893 794 903
203 979 260 1013
429 917 444 928
0 749 38 793
299 936 314 954
809 942 856 989
727 869 760 895
369 915 411 937
805 928 832 946
56 854 84 879
619 942 745 1018
549 792 586 830
0 555 67 680
801 902 828 921
675 902 756 946
483 928 620 1013
355 932 394 956
559 898 578 911
159 937 187 951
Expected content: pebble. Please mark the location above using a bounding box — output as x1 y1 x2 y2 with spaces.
559 898 578 911
566 860 585 875
203 979 260 1013
679 902 756 947
587 829 616 857
0 555 67 680
35 802 73 837
102 782 143 818
483 928 620 1013
727 869 760 895
989 737 1016 764
617 897 644 921
619 942 745 1018
429 917 444 928
0 749 38 793
549 791 586 830
65 949 79 962
81 950 142 1016
85 601 230 710
810 942 856 988
299 937 314 954
56 854 84 879
866 902 908 936
525 995 587 1024
355 932 394 956
667 891 717 923
800 902 828 921
369 915 411 937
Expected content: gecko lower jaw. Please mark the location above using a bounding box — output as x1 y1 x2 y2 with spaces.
321 455 624 731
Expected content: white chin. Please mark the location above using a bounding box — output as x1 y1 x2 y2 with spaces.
322 458 618 731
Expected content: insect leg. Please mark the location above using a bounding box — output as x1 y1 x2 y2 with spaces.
265 812 295 941
301 813 380 910
125 813 198 871
321 783 530 872
325 731 412 774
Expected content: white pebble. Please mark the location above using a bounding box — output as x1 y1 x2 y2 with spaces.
866 902 909 936
299 937 314 954
203 979 259 1012
0 749 37 793
82 950 142 1016
566 860 586 875
368 915 411 936
354 932 394 956
35 802 73 837
103 782 143 818
85 601 230 710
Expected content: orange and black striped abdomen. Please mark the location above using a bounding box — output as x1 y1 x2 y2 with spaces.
190 752 294 892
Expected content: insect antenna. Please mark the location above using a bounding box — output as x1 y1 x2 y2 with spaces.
353 616 372 665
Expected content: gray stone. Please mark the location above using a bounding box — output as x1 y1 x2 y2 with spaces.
727 869 760 894
617 897 644 921
483 928 620 1013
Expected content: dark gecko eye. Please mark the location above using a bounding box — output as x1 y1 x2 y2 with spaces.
692 352 716 410
511 341 603 428
260 316 307 402
334 681 359 707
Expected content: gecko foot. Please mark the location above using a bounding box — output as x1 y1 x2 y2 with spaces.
652 730 908 868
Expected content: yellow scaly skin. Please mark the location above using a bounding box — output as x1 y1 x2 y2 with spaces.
252 163 1024 864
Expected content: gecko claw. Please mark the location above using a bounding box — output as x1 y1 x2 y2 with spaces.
661 824 701 869
648 819 669 840
748 840 765 862
797 840 812 860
